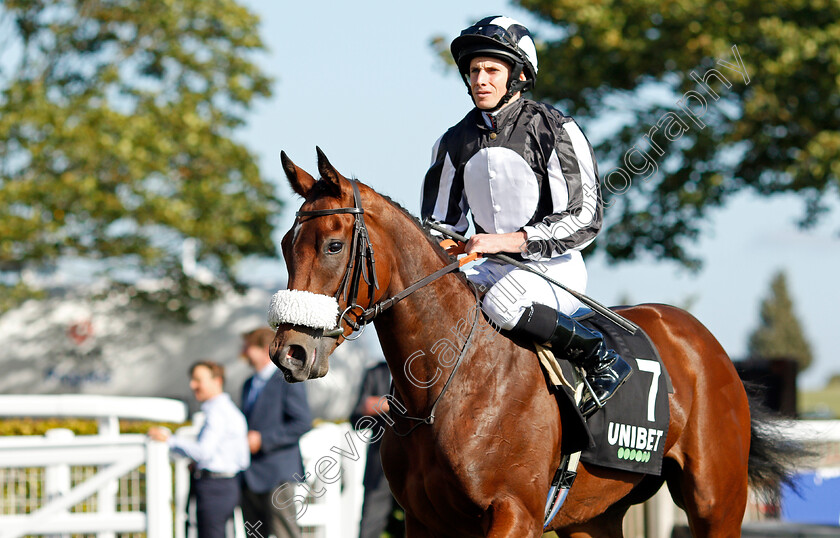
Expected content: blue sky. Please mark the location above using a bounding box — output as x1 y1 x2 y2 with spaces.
236 1 840 389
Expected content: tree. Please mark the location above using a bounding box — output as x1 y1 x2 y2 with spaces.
748 271 812 371
0 0 278 311
442 1 840 267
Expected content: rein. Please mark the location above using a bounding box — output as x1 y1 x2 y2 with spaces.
295 179 482 435
295 180 467 337
424 220 640 335
388 283 481 437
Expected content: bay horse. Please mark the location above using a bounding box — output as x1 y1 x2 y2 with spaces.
270 148 797 537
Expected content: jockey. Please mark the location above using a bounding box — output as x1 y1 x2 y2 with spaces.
421 16 631 417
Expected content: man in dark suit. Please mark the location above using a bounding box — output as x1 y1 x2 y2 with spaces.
240 327 312 538
350 360 404 538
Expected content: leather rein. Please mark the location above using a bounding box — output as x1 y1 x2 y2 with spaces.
295 179 468 339
294 180 480 434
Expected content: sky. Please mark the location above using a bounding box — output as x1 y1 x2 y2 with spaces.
234 0 840 390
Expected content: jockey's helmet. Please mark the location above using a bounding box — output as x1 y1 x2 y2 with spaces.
450 16 538 109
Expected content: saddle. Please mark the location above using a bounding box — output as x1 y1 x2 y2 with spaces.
538 308 673 476
538 308 673 527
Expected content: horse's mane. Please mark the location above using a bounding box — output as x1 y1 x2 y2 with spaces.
357 179 472 289
305 176 471 289
377 193 449 258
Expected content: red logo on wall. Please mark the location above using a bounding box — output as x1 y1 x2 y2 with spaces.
67 319 94 346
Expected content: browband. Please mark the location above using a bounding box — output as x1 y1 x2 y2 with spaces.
296 207 363 217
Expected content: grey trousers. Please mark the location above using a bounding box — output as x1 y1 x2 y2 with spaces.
240 482 301 538
359 480 395 538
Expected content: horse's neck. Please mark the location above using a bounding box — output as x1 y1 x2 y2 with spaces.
371 208 508 413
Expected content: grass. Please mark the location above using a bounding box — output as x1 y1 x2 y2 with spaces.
799 383 840 418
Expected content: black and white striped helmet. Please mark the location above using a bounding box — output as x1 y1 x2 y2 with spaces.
450 16 538 107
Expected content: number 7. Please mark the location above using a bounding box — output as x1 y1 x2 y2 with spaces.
635 359 661 422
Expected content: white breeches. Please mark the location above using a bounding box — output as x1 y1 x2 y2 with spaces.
463 250 587 330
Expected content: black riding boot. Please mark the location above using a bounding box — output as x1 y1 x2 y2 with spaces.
513 304 633 417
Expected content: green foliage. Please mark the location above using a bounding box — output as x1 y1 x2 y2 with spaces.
0 0 280 306
0 281 46 314
748 271 812 370
484 0 839 266
0 418 187 436
430 35 456 71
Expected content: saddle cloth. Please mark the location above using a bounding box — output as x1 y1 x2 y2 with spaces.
537 308 673 476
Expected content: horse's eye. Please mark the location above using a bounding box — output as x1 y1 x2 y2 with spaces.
326 241 343 254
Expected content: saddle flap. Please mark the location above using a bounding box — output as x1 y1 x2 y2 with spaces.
536 310 672 476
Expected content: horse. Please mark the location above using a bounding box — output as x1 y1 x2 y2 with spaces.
269 148 797 537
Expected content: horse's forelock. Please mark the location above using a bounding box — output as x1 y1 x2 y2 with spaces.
306 177 342 201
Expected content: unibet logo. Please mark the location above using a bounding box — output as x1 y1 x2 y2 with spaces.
607 421 664 462
617 447 651 462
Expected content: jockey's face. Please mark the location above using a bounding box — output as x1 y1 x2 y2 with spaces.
469 56 525 110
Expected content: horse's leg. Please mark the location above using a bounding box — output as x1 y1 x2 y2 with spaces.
554 505 627 538
670 442 749 536
556 523 624 538
483 497 541 537
679 386 750 534
657 314 751 536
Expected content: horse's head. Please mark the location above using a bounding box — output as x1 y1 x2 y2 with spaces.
269 148 390 382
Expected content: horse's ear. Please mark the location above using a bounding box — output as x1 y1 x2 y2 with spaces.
281 151 316 197
316 146 345 195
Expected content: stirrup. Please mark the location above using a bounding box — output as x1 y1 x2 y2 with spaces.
580 375 604 416
578 357 632 417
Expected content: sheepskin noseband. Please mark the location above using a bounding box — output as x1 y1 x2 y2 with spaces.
268 290 339 330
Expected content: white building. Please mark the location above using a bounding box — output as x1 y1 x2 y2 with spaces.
0 284 380 421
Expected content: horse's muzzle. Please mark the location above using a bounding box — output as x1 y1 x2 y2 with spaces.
270 325 337 382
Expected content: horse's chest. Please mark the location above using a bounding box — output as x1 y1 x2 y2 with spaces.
380 373 560 531
381 435 492 530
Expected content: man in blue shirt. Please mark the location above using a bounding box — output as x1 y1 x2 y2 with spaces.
149 361 249 538
240 327 312 538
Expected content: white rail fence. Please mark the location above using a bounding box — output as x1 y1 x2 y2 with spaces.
295 422 366 538
8 395 834 537
0 395 366 538
0 432 170 538
0 395 186 538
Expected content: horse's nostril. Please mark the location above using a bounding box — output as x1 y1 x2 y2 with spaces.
286 345 307 369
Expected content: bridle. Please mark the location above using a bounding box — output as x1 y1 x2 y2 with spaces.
295 179 472 339
295 180 378 339
294 178 481 434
